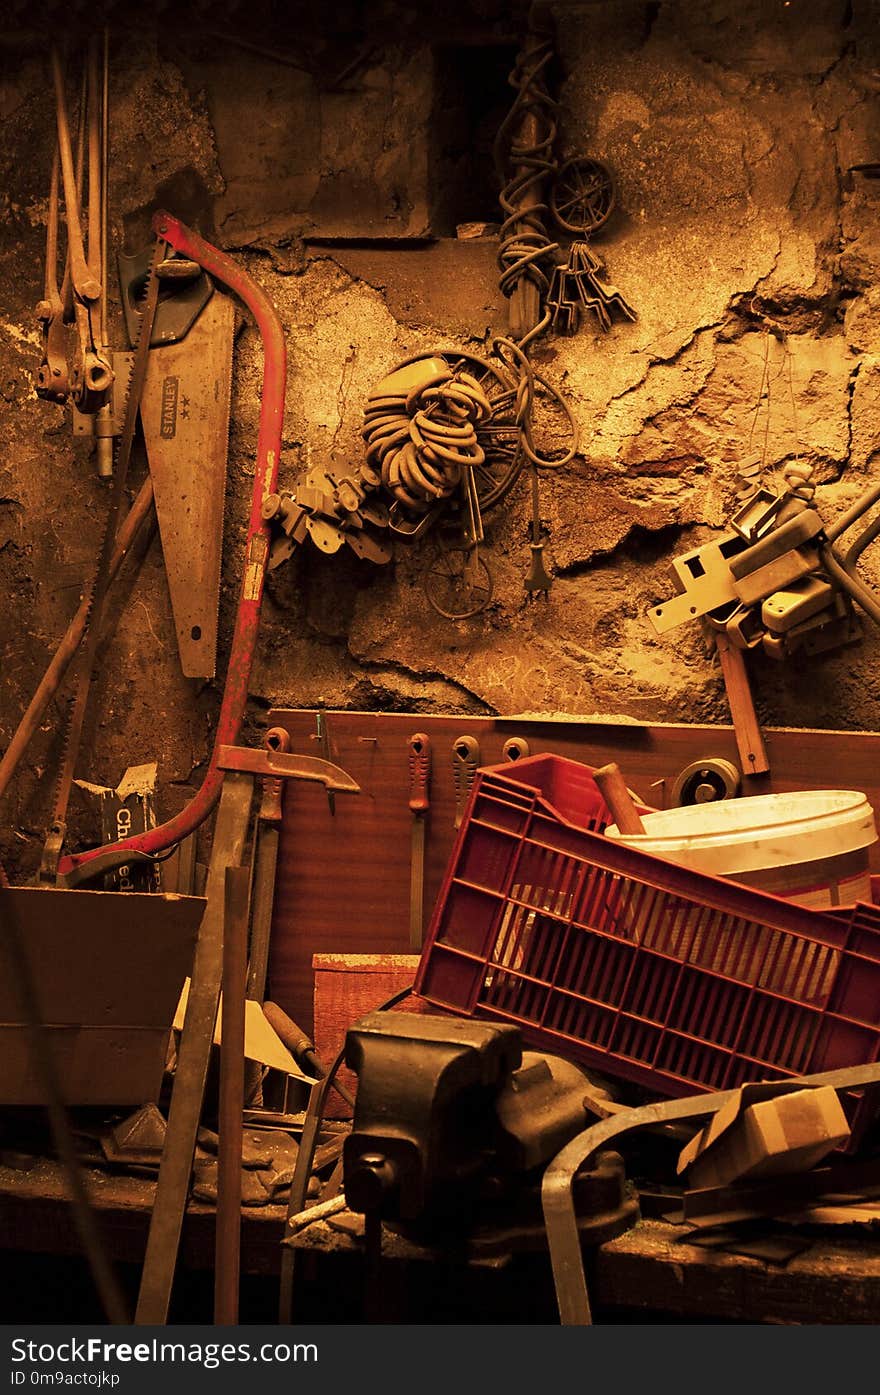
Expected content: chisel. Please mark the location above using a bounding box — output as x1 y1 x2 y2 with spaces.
408 732 431 950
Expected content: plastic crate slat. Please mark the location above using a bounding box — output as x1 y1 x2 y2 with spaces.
414 755 880 1098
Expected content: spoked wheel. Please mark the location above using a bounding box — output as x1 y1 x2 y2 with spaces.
550 158 616 235
423 538 494 619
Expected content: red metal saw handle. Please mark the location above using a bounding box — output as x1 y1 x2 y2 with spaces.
57 212 286 884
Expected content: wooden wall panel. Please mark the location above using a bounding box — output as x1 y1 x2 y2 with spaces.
265 710 880 1031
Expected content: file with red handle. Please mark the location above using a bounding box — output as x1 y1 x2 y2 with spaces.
408 732 432 949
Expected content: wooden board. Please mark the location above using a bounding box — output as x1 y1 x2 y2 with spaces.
266 710 880 1032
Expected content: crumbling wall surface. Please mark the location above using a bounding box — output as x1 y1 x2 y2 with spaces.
1 0 880 877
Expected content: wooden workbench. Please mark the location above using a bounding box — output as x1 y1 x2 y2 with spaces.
3 1158 880 1323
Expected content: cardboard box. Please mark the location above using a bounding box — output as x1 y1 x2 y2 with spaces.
0 886 205 1106
678 1082 851 1191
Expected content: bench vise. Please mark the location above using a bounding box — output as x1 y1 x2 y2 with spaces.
342 1012 637 1249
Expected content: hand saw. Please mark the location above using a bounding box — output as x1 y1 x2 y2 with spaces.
40 234 167 883
113 289 235 677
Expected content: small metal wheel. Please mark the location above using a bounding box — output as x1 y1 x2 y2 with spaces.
423 541 493 619
550 157 616 235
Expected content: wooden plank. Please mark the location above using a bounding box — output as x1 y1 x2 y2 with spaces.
266 710 880 1032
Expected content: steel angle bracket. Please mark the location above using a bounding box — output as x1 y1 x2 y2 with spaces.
541 1059 880 1326
647 532 746 635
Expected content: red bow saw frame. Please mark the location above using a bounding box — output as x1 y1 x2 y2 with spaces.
57 211 286 887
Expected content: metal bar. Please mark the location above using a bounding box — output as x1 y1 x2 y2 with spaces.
50 49 99 303
217 745 360 791
135 771 254 1325
215 864 251 1325
822 543 880 627
0 477 155 808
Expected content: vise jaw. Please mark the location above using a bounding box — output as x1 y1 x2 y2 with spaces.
344 1013 522 1227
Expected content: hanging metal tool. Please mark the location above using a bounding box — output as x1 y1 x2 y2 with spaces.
546 240 635 336
315 703 335 816
127 288 234 677
37 44 113 422
524 463 552 594
40 233 167 883
407 733 432 950
245 726 291 1004
452 735 481 830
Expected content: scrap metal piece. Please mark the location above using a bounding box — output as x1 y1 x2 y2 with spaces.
648 532 746 634
541 1060 880 1326
100 1103 167 1168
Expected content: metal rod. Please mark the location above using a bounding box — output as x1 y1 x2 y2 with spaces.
50 48 99 303
135 771 254 1325
0 477 155 810
214 864 251 1326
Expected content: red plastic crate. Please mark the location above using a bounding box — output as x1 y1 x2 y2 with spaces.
414 754 880 1098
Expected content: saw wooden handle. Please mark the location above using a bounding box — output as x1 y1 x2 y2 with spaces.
593 763 646 835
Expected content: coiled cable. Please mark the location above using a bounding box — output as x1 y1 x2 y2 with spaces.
493 35 560 312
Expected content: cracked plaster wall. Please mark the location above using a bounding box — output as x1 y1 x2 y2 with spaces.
2 0 880 876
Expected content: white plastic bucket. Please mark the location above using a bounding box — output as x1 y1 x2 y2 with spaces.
605 789 878 909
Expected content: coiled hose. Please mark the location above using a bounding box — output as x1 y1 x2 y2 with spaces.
363 369 492 512
493 34 559 319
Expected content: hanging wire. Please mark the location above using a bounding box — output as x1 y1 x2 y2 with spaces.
493 35 560 315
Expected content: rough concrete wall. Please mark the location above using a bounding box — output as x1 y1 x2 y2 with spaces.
2 0 880 877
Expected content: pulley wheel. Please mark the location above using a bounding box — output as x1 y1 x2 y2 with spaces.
550 157 616 235
671 758 741 807
423 542 493 620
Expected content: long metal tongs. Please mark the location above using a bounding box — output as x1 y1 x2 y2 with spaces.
36 40 113 431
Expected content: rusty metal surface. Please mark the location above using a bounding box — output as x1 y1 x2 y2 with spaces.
137 291 234 678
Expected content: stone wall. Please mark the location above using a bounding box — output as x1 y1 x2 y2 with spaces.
1 0 879 876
